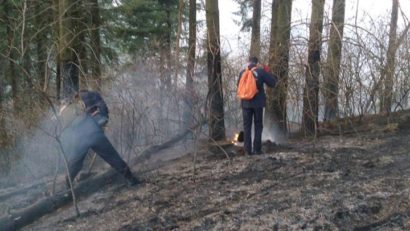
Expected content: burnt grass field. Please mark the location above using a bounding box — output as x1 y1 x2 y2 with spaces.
2 114 410 230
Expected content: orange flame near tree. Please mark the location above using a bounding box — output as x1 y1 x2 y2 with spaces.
232 133 239 144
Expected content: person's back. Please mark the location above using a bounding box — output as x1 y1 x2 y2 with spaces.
237 57 277 155
238 62 276 108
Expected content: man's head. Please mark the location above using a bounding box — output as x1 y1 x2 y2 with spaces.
248 56 258 65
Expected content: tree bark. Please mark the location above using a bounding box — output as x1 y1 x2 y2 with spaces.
265 0 292 134
164 1 172 89
184 0 197 130
158 1 173 137
90 0 102 91
0 6 7 148
35 0 51 92
73 0 88 90
0 41 9 166
60 0 79 98
4 0 19 112
52 0 61 99
249 0 261 58
175 0 185 89
302 0 325 135
206 0 226 141
382 0 399 113
323 0 345 120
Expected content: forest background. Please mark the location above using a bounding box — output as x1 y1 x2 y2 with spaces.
0 0 409 187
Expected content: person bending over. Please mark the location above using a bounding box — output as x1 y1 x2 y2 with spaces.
59 95 140 188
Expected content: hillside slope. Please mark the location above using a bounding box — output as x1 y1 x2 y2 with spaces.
21 124 410 231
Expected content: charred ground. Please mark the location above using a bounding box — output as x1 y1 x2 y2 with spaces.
2 113 410 230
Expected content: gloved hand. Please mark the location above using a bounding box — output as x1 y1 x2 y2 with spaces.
263 64 271 73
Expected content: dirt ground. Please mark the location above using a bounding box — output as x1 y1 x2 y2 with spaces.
12 123 410 231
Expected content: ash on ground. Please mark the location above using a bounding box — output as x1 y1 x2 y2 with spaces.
7 127 410 230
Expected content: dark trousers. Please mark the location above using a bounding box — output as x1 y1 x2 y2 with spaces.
242 107 264 154
67 133 132 182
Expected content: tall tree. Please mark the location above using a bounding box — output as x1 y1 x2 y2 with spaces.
90 0 102 90
72 0 88 89
206 0 225 141
184 0 197 129
0 84 7 147
4 0 19 111
163 0 173 89
382 0 399 113
159 0 175 135
35 0 52 91
302 0 325 135
265 0 293 133
249 0 261 57
52 0 62 99
323 0 345 120
0 1 10 174
59 0 80 98
175 0 184 87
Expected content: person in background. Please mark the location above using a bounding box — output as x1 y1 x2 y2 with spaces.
59 93 140 188
238 56 277 155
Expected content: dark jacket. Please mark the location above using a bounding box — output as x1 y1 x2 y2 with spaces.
60 113 131 182
238 64 277 108
79 90 109 118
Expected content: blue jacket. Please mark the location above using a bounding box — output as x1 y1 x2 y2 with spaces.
238 64 277 108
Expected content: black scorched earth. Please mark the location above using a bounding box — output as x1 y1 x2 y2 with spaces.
1 115 410 230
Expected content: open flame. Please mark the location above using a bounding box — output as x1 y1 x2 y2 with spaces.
231 131 244 146
232 133 240 144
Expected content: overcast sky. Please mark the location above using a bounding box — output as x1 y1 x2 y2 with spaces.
217 0 410 55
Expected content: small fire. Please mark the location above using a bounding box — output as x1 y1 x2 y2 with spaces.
231 131 244 146
232 133 240 144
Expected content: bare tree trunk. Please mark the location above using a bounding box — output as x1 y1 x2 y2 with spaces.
206 0 226 141
90 0 102 91
0 61 9 170
249 0 261 58
265 0 292 134
184 0 197 130
21 0 34 95
4 0 19 112
267 0 278 66
323 0 345 121
56 55 62 100
302 0 325 135
265 0 279 132
60 0 79 98
52 0 61 99
0 84 10 174
175 0 184 88
165 1 172 89
382 0 399 113
35 0 50 92
158 1 173 137
72 0 87 90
